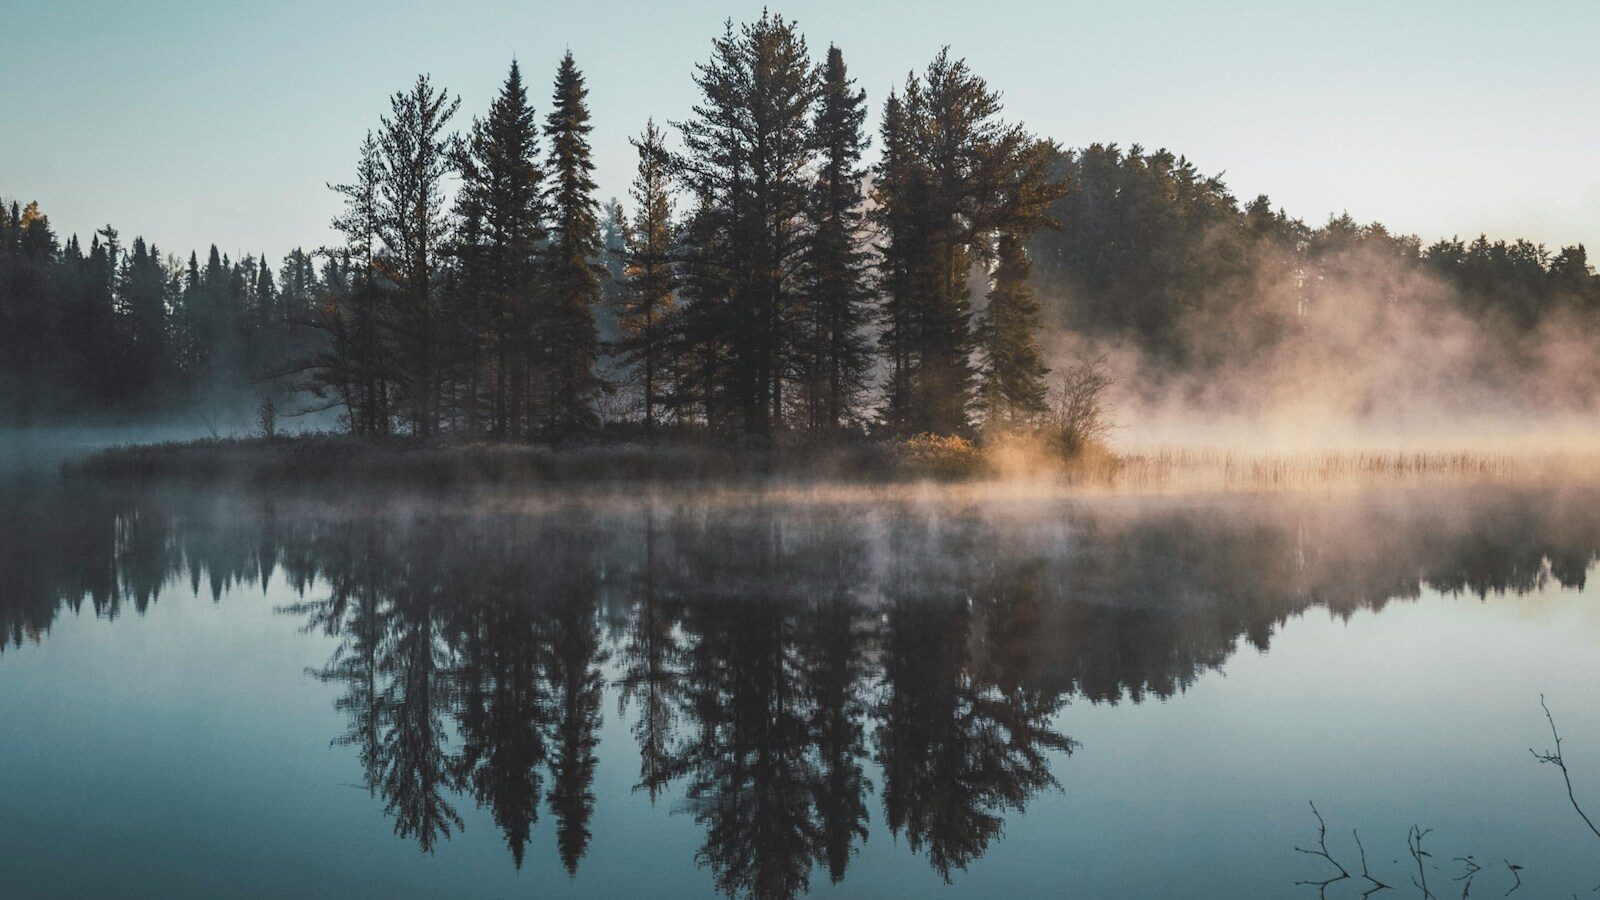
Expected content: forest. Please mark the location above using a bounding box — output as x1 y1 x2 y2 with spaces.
3 12 1598 446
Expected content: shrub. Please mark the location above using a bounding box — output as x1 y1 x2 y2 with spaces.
1046 358 1114 456
896 433 984 479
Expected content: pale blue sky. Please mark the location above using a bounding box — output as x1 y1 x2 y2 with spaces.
3 0 1596 262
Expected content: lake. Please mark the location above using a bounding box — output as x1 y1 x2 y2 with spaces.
4 478 1600 898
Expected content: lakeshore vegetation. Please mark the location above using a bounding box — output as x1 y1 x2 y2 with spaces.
4 12 1598 464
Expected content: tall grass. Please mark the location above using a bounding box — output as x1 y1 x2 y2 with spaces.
64 432 1525 493
1104 447 1514 491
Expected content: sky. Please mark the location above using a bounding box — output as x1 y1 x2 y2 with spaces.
3 0 1596 264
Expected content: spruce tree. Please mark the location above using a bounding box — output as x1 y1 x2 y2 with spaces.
375 75 459 436
122 236 169 397
540 52 604 436
976 134 1063 429
320 131 392 435
675 13 818 436
457 59 545 438
0 201 58 420
975 233 1049 428
255 253 277 325
798 45 872 432
873 50 1064 436
872 90 922 435
616 120 677 435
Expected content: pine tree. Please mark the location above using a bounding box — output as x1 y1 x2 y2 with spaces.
80 226 121 404
873 50 1063 436
254 253 277 326
976 134 1064 429
593 197 628 389
122 236 169 397
797 45 872 432
872 91 922 435
975 234 1049 428
173 250 201 374
675 13 818 436
457 59 546 438
319 131 392 435
277 248 317 323
540 52 604 436
375 75 460 436
616 120 677 435
0 200 58 420
902 53 989 435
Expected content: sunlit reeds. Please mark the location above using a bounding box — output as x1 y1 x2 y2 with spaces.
1094 446 1514 492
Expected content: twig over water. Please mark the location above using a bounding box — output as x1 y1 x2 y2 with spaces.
1531 694 1600 843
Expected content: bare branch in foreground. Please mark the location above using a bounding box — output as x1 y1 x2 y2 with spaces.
1531 694 1600 843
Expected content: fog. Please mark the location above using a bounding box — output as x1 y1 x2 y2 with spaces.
1040 233 1600 456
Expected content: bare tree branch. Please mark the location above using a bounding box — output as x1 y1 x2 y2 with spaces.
1531 694 1600 843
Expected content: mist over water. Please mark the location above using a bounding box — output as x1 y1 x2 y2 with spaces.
1024 149 1600 457
3 15 1598 900
5 478 1600 897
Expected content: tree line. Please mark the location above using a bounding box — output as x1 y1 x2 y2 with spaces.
0 202 321 420
294 15 1066 442
4 12 1597 435
1032 143 1600 372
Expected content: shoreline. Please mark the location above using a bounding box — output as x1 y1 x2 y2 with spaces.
58 434 1539 495
60 434 1002 487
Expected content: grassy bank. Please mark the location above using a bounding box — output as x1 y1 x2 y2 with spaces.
61 433 1009 487
61 432 1527 492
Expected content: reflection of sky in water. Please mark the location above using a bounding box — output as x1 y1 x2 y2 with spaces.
3 485 1600 898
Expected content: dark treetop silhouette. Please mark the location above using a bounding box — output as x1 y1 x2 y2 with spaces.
4 14 1595 437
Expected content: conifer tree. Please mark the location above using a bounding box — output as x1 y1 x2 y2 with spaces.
320 131 391 435
376 75 459 436
78 226 121 403
122 236 169 396
976 135 1063 428
174 250 202 374
675 13 818 436
254 254 277 325
277 248 317 323
0 201 57 419
540 52 604 436
594 198 628 355
975 234 1049 427
797 45 872 432
616 120 677 435
456 59 545 438
872 91 921 435
873 50 1063 436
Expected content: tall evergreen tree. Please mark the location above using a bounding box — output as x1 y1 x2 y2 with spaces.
540 52 605 436
975 234 1049 427
254 254 277 326
976 135 1063 428
0 201 58 420
796 45 872 432
675 13 819 436
122 236 169 397
318 131 392 435
376 75 460 436
872 91 923 435
456 59 546 438
616 120 678 435
873 50 1061 436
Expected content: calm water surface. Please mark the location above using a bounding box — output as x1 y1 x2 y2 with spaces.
4 480 1600 898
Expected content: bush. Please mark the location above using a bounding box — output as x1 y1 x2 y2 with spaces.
895 433 984 479
1046 358 1114 456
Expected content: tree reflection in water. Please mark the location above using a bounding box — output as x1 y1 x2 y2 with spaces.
4 483 1600 897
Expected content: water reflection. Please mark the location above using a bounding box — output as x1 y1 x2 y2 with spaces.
3 484 1597 897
